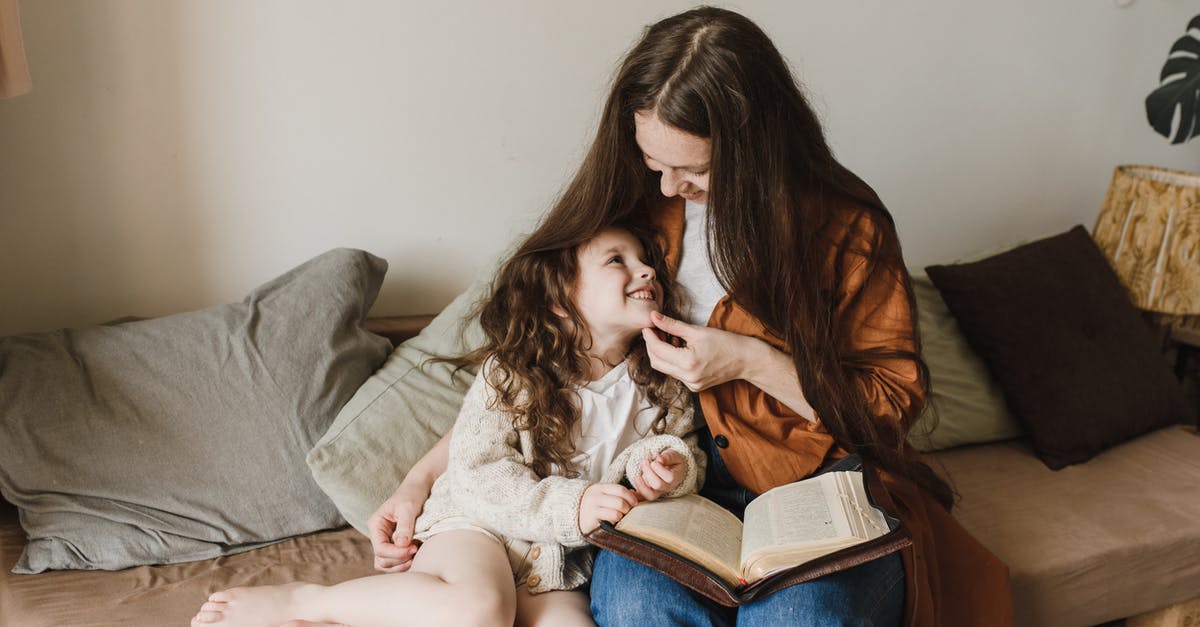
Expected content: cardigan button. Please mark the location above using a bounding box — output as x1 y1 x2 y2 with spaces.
527 575 541 588
714 434 729 448
530 546 541 560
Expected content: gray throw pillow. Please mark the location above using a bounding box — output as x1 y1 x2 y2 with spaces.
0 248 392 573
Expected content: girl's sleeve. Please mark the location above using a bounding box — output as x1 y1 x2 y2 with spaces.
446 369 592 547
603 400 706 498
832 210 927 432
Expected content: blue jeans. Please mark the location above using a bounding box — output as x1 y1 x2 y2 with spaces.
589 428 906 626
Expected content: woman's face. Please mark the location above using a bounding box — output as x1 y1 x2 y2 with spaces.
634 110 712 204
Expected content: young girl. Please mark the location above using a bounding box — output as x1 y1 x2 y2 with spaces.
190 225 703 627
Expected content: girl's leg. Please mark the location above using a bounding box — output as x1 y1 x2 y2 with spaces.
736 552 905 626
515 588 594 627
191 530 516 627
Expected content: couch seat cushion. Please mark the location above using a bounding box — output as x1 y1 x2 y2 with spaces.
932 426 1200 627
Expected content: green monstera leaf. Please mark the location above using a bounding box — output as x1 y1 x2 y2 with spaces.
1145 14 1200 144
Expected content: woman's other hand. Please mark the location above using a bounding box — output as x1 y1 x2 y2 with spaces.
578 483 639 534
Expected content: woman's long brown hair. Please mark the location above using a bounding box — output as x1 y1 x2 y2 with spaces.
522 7 953 507
457 225 687 479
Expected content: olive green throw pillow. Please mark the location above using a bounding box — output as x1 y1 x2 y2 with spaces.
307 279 490 534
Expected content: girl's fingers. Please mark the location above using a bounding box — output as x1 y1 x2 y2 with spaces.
632 475 656 501
649 460 676 486
602 493 636 513
657 449 684 465
598 506 629 524
640 460 666 490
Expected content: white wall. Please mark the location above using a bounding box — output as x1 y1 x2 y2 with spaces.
1 0 1197 336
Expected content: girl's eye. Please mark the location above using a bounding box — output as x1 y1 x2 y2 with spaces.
608 255 624 265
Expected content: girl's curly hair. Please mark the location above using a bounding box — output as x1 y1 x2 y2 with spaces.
456 224 687 478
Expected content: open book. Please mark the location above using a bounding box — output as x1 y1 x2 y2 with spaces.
585 464 911 606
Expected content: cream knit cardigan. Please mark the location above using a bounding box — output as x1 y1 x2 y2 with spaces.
414 361 704 594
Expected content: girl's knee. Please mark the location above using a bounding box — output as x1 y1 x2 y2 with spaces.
447 584 515 627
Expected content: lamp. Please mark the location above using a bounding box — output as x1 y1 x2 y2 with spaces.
1092 165 1200 330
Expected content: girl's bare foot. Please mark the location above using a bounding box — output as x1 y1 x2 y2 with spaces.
191 582 318 627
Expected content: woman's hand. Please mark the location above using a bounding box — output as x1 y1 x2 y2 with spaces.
642 310 755 391
631 449 686 502
578 483 639 534
644 310 817 421
367 482 428 572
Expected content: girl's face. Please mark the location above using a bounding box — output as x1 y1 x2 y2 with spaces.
634 110 712 204
570 228 663 342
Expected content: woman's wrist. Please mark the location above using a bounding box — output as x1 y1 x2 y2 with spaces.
742 336 817 422
739 335 777 383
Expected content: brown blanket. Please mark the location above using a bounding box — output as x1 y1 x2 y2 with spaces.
1 500 375 627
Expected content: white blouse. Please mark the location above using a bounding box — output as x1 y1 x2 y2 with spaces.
569 361 659 483
675 199 726 326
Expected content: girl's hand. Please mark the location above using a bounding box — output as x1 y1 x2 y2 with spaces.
367 483 426 573
642 310 754 391
631 449 685 502
578 483 639 534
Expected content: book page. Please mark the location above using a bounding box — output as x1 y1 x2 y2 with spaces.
740 471 889 581
615 494 745 586
838 471 889 540
741 474 842 563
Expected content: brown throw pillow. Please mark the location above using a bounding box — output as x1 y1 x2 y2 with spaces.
925 225 1190 469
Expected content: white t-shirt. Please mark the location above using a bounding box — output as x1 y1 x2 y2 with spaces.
675 200 726 325
569 361 660 482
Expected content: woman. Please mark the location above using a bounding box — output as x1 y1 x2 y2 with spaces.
372 7 1013 626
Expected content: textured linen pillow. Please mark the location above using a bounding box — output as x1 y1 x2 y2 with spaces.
925 225 1191 469
308 278 489 534
907 271 1022 452
0 248 392 573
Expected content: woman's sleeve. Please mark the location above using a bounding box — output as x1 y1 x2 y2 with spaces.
446 370 592 547
831 211 927 432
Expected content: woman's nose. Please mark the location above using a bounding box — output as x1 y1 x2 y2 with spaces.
659 169 682 197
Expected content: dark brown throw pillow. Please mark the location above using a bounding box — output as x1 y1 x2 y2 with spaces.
925 225 1190 469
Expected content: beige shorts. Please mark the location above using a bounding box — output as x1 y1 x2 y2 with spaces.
414 516 536 587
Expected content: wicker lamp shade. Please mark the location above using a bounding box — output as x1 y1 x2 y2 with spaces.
1092 165 1200 316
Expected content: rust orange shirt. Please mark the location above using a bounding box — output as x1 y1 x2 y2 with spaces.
652 196 923 493
649 196 1014 626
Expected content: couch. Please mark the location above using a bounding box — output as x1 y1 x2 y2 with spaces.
2 229 1199 627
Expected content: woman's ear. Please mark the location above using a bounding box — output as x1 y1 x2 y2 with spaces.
550 304 569 318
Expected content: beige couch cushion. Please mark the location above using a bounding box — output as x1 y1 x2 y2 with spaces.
932 425 1200 627
0 499 373 627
